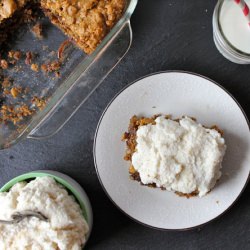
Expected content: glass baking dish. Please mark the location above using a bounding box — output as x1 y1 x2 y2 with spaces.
0 0 137 149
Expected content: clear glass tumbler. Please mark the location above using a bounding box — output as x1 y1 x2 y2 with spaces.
213 0 250 64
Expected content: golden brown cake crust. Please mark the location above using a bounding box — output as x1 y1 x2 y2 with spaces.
41 0 126 54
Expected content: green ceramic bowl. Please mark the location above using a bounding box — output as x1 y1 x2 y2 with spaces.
0 170 93 245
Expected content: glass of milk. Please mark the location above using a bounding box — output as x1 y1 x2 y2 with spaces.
213 0 250 64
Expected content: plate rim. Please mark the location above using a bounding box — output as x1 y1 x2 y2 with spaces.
93 70 250 231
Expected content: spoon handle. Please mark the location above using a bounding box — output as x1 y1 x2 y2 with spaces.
0 211 48 225
0 219 17 225
12 211 48 222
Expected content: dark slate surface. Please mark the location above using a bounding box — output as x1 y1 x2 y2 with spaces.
1 0 250 249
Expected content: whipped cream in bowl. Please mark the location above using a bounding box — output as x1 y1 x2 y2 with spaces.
0 170 93 250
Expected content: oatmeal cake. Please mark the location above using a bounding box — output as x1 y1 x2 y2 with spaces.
41 0 126 54
0 0 126 54
122 115 227 197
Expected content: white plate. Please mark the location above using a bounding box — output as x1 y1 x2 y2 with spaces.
94 71 250 230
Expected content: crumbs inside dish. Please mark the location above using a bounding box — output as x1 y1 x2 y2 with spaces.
0 0 126 127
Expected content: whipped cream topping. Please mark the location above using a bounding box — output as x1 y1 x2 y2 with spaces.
0 176 89 250
132 116 226 197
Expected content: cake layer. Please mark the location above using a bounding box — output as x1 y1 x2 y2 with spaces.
123 115 227 197
41 0 126 54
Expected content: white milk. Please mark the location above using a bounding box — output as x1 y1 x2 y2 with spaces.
220 0 250 54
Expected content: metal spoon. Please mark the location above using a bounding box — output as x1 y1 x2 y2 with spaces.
0 210 48 225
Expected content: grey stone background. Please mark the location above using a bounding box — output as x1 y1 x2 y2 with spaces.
1 0 250 249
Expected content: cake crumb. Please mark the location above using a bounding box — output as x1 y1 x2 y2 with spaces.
0 60 8 69
8 51 22 60
10 87 21 98
41 64 47 72
1 78 11 88
0 104 34 125
31 63 39 72
32 96 46 110
32 23 43 39
25 52 33 65
41 61 61 73
3 89 10 96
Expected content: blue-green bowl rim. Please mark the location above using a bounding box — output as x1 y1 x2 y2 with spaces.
0 172 89 222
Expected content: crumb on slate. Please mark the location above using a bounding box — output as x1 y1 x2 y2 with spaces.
31 96 46 110
31 63 39 72
10 87 21 98
25 51 33 65
41 60 61 73
8 51 22 60
32 23 43 39
0 59 8 69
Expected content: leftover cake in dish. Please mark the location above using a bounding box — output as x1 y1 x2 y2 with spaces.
41 0 126 54
122 115 227 197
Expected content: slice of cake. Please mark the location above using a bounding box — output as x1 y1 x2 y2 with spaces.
122 115 227 197
41 0 126 54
